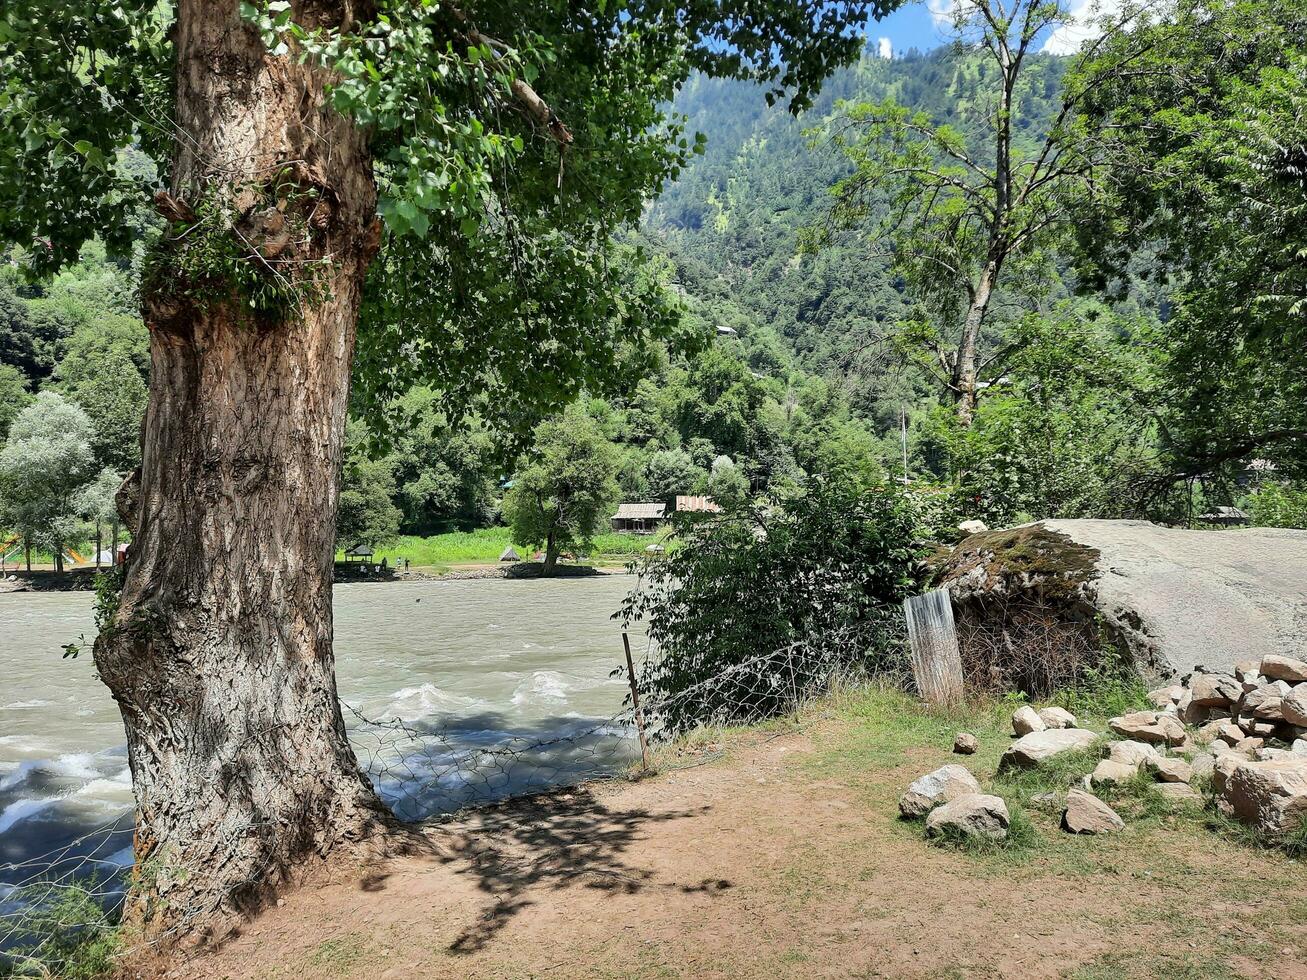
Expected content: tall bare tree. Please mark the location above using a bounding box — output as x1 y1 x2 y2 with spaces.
811 0 1150 423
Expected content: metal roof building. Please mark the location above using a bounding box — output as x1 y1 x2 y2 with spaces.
611 502 666 533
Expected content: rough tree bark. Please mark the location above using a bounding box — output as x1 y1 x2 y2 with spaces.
542 526 560 576
92 0 390 944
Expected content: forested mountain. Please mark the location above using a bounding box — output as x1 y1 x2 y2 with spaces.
647 47 1068 427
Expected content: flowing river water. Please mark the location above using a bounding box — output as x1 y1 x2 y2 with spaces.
0 575 642 895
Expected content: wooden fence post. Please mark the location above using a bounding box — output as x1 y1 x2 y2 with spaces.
623 632 652 772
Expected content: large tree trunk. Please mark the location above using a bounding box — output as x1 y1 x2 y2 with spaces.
92 0 390 945
542 527 559 576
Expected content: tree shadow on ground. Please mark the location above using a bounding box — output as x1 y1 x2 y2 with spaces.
429 786 729 954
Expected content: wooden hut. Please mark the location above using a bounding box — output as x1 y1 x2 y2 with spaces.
611 502 666 533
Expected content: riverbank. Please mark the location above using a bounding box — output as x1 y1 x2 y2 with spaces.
169 688 1307 980
0 559 634 592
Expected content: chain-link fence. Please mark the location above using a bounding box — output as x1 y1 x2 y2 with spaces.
1 623 909 974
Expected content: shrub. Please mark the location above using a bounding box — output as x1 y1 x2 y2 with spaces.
2 882 119 979
620 478 924 736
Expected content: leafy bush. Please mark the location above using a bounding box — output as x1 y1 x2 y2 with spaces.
2 883 119 979
1242 481 1307 529
620 479 924 736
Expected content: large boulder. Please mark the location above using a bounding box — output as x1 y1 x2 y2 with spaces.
936 520 1307 677
899 765 983 818
1188 672 1240 708
1001 728 1098 769
1218 758 1307 835
925 794 1010 841
1282 686 1307 728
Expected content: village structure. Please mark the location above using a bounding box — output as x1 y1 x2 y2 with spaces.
610 494 723 533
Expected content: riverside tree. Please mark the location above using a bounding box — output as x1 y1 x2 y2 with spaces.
0 391 97 571
0 0 894 943
504 408 619 575
1070 0 1307 492
77 466 126 569
807 0 1150 423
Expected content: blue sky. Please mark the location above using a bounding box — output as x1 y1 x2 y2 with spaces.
868 3 955 57
866 0 1112 58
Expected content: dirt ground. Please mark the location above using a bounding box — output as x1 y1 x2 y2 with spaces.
168 693 1307 980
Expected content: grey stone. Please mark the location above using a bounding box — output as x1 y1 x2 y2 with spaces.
953 732 978 755
1215 722 1245 746
1147 685 1184 708
1062 789 1125 834
1212 752 1248 796
1147 757 1193 783
1282 685 1307 728
1001 728 1098 769
1108 711 1186 746
1236 660 1263 684
899 764 983 818
1107 740 1161 768
1012 705 1046 737
1038 706 1078 730
925 794 1010 841
1243 682 1291 721
1189 672 1241 707
1219 757 1307 835
1092 759 1138 787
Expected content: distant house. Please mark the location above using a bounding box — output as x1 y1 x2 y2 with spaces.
715 326 737 337
611 502 666 533
675 495 722 514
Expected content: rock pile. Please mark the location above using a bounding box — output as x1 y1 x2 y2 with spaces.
1140 655 1307 832
1149 656 1307 751
899 764 1011 842
901 658 1307 847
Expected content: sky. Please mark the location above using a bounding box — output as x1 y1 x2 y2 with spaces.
868 0 1121 59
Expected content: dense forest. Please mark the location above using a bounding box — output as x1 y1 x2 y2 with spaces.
3 33 1304 567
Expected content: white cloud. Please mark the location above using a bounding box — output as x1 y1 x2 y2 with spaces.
927 0 963 28
1042 0 1124 55
877 36 893 60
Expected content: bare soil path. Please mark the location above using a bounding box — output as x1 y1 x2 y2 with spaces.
169 692 1307 980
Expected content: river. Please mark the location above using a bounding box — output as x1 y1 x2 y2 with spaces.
0 575 643 891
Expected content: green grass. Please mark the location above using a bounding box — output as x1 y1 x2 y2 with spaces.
335 526 657 568
801 684 1231 871
2 883 120 980
308 934 368 976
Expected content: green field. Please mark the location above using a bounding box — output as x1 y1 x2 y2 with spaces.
335 526 661 568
